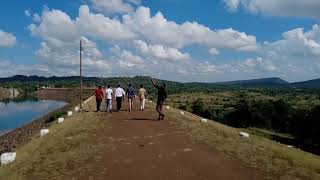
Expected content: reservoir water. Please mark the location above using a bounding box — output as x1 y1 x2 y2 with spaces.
0 98 66 134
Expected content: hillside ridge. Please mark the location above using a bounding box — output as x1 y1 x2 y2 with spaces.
1 75 320 88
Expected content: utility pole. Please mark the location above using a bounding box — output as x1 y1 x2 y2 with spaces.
101 74 103 85
80 39 83 110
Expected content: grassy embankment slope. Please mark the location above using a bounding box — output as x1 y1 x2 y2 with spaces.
0 98 112 179
169 109 320 179
0 97 319 179
164 101 320 179
167 91 320 146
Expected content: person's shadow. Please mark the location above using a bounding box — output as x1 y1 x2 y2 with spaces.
129 118 158 121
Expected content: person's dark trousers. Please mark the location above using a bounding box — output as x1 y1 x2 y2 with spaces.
96 99 102 112
116 97 122 111
156 100 165 119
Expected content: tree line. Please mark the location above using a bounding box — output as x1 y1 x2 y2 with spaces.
189 97 320 148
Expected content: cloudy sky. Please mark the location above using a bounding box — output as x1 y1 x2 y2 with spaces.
0 0 320 82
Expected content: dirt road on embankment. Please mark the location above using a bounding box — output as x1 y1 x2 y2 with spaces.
82 100 263 180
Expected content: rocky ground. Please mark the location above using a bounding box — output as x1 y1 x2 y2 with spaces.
0 87 19 100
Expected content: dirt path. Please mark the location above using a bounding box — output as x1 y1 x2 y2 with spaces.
86 100 263 180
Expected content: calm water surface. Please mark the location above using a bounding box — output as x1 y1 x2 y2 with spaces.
0 98 66 133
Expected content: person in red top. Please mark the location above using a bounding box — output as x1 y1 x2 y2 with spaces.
94 86 104 112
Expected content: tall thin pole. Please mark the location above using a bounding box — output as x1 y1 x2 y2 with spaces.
80 40 83 110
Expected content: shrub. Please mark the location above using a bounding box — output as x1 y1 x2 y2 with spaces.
295 105 320 145
226 99 251 128
191 98 205 116
47 111 67 123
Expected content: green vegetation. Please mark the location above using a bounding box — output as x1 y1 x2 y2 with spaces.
166 89 320 154
0 76 231 102
4 75 317 97
47 111 67 123
0 76 181 97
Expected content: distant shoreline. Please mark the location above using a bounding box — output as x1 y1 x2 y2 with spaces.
0 130 12 138
0 131 9 137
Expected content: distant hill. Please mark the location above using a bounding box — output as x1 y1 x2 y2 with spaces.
291 78 320 88
0 75 44 82
212 77 289 86
1 75 320 89
0 75 188 95
0 75 100 82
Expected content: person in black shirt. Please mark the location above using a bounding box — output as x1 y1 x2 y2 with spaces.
151 78 167 120
126 84 135 112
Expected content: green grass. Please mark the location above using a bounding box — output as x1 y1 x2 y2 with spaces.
245 128 294 140
165 106 320 180
0 98 111 180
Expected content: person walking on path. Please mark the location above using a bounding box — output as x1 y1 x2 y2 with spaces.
127 84 135 112
94 86 104 112
151 78 167 120
105 85 113 113
115 85 125 112
139 84 147 111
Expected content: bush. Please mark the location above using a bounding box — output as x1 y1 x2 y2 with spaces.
47 111 67 123
226 99 251 128
191 98 205 116
189 98 215 120
295 105 320 145
250 100 273 129
225 99 295 131
178 104 187 110
271 100 294 132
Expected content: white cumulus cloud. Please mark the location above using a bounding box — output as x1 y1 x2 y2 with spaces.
123 7 257 51
28 8 79 47
76 5 136 41
0 30 16 48
134 40 191 61
91 0 140 14
25 10 31 17
118 50 145 68
223 0 320 19
263 25 320 59
24 4 260 80
209 48 220 56
18 2 320 82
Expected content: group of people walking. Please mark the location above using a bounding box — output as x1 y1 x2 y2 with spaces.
93 78 167 120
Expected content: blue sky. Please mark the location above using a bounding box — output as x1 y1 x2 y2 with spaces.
0 0 320 82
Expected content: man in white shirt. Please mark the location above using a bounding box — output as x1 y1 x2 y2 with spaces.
115 84 125 112
105 85 113 113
